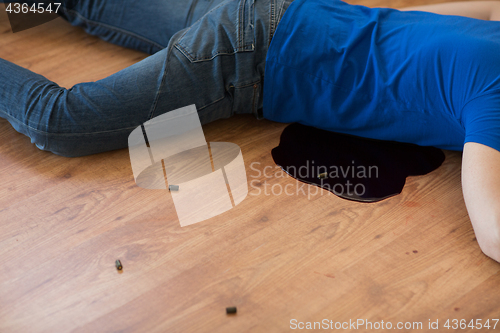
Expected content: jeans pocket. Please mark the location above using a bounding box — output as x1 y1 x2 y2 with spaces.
175 0 255 62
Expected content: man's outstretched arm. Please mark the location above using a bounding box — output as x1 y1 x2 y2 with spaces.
462 142 500 263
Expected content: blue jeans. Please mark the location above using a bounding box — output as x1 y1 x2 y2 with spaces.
0 0 293 157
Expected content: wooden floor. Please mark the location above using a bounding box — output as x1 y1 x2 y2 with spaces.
1 1 499 332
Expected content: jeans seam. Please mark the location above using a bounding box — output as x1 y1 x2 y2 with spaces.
0 109 138 136
197 95 227 111
234 80 260 89
148 46 173 121
175 43 252 63
277 0 285 24
238 0 243 49
188 80 261 113
269 0 276 46
62 8 165 51
238 0 254 49
270 0 290 44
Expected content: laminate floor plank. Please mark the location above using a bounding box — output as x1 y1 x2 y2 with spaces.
1 2 499 332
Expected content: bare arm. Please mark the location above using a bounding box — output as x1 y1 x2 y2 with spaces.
462 142 500 263
399 1 500 21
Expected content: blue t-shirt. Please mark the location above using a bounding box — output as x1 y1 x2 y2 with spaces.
263 0 500 151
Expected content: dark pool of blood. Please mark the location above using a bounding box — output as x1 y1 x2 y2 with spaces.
271 123 446 202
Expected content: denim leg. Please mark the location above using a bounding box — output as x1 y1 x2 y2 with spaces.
0 0 291 157
58 0 228 54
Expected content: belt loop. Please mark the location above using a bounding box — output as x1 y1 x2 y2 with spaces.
238 0 256 51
